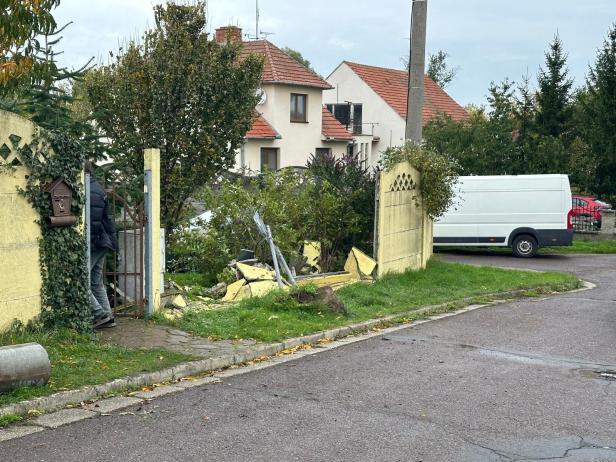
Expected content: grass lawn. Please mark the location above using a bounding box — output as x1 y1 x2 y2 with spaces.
548 238 616 254
0 329 194 408
437 238 616 256
167 272 212 288
434 238 616 255
158 260 581 343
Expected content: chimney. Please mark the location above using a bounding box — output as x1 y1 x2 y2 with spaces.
215 26 242 45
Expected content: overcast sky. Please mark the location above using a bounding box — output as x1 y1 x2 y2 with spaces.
54 0 616 106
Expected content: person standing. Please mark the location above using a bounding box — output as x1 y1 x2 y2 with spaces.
86 162 118 329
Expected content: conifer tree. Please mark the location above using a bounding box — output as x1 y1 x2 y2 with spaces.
584 24 616 199
535 34 573 139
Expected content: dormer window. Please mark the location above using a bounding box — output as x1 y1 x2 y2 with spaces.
290 93 307 123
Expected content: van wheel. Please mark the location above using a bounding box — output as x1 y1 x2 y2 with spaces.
512 235 538 258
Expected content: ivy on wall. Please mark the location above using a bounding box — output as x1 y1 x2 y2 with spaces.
379 143 460 219
12 130 90 332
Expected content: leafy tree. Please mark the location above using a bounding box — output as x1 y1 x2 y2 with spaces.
85 2 263 230
426 50 459 89
582 24 616 199
0 0 61 94
535 34 573 139
424 80 519 176
281 46 313 71
0 16 97 331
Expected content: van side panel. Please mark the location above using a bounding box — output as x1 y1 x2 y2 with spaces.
434 175 572 247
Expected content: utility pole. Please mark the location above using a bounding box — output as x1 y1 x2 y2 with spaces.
255 0 260 39
405 0 428 144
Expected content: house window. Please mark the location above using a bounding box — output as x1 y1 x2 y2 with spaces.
260 148 279 171
290 93 307 122
328 103 362 134
358 143 368 170
315 148 332 159
352 104 363 134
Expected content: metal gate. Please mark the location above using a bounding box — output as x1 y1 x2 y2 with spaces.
104 185 146 316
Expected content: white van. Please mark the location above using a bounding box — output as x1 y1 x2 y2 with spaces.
433 174 573 257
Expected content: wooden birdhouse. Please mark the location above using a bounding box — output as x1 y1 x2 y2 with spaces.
43 179 77 227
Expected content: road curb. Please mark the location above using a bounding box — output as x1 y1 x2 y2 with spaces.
0 281 589 421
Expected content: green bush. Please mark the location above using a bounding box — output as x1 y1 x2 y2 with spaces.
166 227 230 285
379 143 459 219
305 152 375 270
169 154 376 279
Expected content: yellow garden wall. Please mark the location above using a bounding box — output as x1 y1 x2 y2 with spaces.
375 162 433 278
0 110 43 331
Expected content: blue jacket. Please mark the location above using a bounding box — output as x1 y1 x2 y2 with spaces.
90 177 118 252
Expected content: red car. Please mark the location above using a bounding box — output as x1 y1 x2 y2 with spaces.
571 195 606 230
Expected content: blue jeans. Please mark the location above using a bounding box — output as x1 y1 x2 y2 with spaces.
90 249 112 320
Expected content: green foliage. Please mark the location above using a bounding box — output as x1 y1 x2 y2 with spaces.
426 50 458 89
216 267 237 285
15 131 91 332
203 168 310 269
536 34 573 139
0 23 98 332
0 0 60 93
0 414 22 428
379 143 459 219
169 154 376 278
423 31 611 197
166 227 230 285
85 2 263 229
281 47 313 71
305 153 376 270
581 24 616 200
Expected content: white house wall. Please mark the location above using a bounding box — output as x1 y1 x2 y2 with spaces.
324 63 406 166
237 82 348 172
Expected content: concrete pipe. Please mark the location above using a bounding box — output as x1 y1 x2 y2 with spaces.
0 343 51 393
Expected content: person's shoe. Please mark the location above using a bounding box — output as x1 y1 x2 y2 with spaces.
99 317 116 328
92 314 113 329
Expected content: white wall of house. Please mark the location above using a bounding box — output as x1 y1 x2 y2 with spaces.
350 134 375 169
324 63 406 165
236 82 348 172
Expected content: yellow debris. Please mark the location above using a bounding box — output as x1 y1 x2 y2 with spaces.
296 273 356 287
303 241 321 272
236 262 275 281
222 279 247 302
234 284 252 301
248 280 279 297
344 247 377 280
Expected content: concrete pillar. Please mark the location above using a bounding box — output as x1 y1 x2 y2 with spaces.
144 148 161 317
0 343 51 392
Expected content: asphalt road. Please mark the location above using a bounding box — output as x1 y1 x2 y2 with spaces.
3 253 616 461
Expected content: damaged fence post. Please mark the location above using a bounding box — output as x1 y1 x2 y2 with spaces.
266 225 284 288
275 245 296 285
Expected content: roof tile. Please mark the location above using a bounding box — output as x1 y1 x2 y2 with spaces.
246 112 280 139
321 106 353 141
344 61 468 123
241 40 332 89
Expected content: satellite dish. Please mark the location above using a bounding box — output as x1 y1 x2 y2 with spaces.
256 88 267 105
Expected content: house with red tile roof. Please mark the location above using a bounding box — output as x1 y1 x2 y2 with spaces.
215 27 351 172
324 61 468 167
